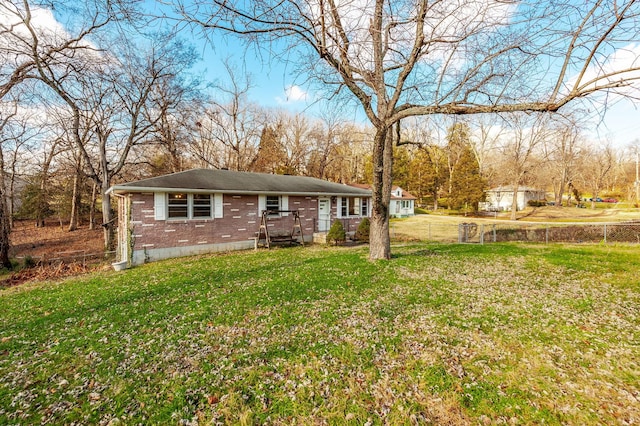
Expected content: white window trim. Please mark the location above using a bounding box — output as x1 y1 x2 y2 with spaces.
155 192 221 220
338 196 370 218
167 193 190 219
259 195 288 217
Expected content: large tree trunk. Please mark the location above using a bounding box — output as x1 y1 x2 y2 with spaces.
369 127 393 260
89 182 98 230
0 195 11 269
0 150 11 269
36 172 47 228
68 155 83 231
101 177 114 251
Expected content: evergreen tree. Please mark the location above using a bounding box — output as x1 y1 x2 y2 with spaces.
445 123 471 197
251 125 286 173
326 220 346 245
17 176 53 225
444 122 486 211
448 144 486 211
392 146 411 190
409 145 448 210
361 153 374 185
355 218 370 242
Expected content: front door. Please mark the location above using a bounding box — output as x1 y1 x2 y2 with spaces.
318 197 330 232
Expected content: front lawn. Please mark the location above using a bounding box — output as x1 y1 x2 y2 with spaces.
1 243 638 424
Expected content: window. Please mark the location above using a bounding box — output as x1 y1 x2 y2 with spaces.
340 197 368 217
266 195 280 215
401 200 410 209
193 194 212 218
167 193 213 219
361 198 369 216
349 197 360 216
258 195 288 217
168 193 188 218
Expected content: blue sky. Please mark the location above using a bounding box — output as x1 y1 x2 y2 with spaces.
195 36 640 148
185 3 640 149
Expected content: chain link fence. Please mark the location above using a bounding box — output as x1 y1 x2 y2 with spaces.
391 221 640 244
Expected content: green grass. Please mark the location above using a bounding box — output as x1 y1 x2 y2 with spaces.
1 243 639 424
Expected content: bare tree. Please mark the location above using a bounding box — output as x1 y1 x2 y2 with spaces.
172 0 640 259
67 146 84 231
275 111 313 175
0 92 41 228
580 143 616 208
191 61 264 171
82 40 188 249
324 123 371 184
0 99 20 268
305 112 368 182
470 116 505 188
542 117 584 207
0 0 129 101
631 142 640 205
306 118 338 179
1 0 153 248
145 44 201 175
497 113 549 220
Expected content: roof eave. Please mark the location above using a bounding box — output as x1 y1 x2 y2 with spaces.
107 185 371 197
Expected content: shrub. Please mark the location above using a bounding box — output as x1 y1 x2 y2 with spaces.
326 220 346 245
22 255 36 269
527 200 547 207
355 218 370 242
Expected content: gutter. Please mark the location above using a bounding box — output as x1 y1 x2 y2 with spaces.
107 185 372 198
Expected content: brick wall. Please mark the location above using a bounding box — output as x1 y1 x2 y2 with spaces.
129 193 321 251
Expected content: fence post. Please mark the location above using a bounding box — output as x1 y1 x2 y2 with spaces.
546 225 549 244
480 224 484 244
604 223 607 243
492 224 496 242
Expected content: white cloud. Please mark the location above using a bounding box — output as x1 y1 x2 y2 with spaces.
276 85 310 104
0 3 101 64
0 4 71 47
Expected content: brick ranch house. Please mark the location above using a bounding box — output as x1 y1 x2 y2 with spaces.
107 169 372 267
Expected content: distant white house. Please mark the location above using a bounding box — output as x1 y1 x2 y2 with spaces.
349 184 417 217
482 186 546 212
389 186 417 217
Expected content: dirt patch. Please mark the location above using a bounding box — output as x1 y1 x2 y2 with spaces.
10 220 105 259
513 206 622 221
2 220 108 288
